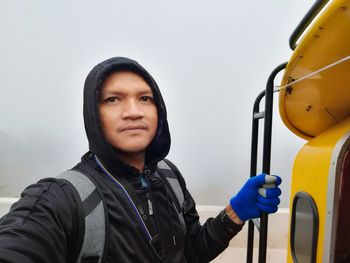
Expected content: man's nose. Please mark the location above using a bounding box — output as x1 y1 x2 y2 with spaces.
121 99 144 119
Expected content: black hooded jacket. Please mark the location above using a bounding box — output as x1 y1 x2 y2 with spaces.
0 57 243 263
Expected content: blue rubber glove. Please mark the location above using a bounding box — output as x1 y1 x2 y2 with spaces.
230 173 282 221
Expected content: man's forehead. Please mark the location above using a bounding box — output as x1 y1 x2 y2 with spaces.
101 71 153 93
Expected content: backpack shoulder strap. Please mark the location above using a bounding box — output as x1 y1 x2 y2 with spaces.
157 160 187 234
157 160 185 207
58 170 106 263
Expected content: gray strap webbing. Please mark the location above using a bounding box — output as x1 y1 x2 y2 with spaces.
59 170 105 263
157 160 187 233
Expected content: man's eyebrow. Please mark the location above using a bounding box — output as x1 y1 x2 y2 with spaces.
137 87 153 94
138 90 153 95
101 90 124 95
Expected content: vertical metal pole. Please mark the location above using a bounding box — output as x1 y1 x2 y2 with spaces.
246 221 255 263
258 62 287 263
247 90 265 263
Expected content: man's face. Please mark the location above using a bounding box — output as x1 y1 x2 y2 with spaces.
99 71 158 156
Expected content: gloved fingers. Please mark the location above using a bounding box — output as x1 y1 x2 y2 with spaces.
264 175 282 186
257 195 280 206
269 175 282 186
262 183 275 189
257 203 278 214
248 174 282 188
248 173 268 187
258 187 281 198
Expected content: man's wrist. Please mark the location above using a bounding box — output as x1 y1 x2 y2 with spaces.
225 204 244 225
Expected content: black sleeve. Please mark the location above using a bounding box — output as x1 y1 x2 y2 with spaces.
0 178 84 263
164 160 243 262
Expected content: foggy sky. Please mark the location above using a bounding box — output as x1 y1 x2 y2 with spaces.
0 0 313 206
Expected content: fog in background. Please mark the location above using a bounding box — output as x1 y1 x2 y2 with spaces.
0 1 313 207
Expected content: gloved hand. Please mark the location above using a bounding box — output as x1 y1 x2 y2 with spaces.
230 173 282 221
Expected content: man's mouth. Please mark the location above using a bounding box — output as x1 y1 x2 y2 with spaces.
120 124 147 132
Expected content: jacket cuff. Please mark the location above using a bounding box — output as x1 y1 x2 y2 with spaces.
214 209 244 237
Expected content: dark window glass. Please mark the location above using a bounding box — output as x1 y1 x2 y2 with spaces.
290 192 319 263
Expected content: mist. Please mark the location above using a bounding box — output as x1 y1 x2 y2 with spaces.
0 0 312 206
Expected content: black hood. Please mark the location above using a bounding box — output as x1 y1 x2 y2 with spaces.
83 57 171 175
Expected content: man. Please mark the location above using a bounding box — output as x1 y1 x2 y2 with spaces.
0 57 281 262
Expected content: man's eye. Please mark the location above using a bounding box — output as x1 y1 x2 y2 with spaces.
104 97 119 103
140 96 153 103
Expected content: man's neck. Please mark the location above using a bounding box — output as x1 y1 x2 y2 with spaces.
119 152 145 172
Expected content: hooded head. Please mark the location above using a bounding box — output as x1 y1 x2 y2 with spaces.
83 57 171 175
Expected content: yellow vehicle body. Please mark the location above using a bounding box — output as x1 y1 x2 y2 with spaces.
277 0 350 262
279 0 350 140
287 117 350 262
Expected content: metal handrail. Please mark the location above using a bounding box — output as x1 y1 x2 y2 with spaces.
259 62 287 263
246 62 287 263
289 0 330 50
246 90 265 263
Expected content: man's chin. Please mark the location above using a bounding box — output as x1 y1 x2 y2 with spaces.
108 137 153 157
114 145 148 156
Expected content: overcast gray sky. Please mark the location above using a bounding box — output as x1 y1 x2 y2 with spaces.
0 0 314 207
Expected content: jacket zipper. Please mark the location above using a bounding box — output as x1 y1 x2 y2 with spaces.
140 169 153 216
94 155 153 240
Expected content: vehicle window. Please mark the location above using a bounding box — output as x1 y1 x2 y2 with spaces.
290 192 319 263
